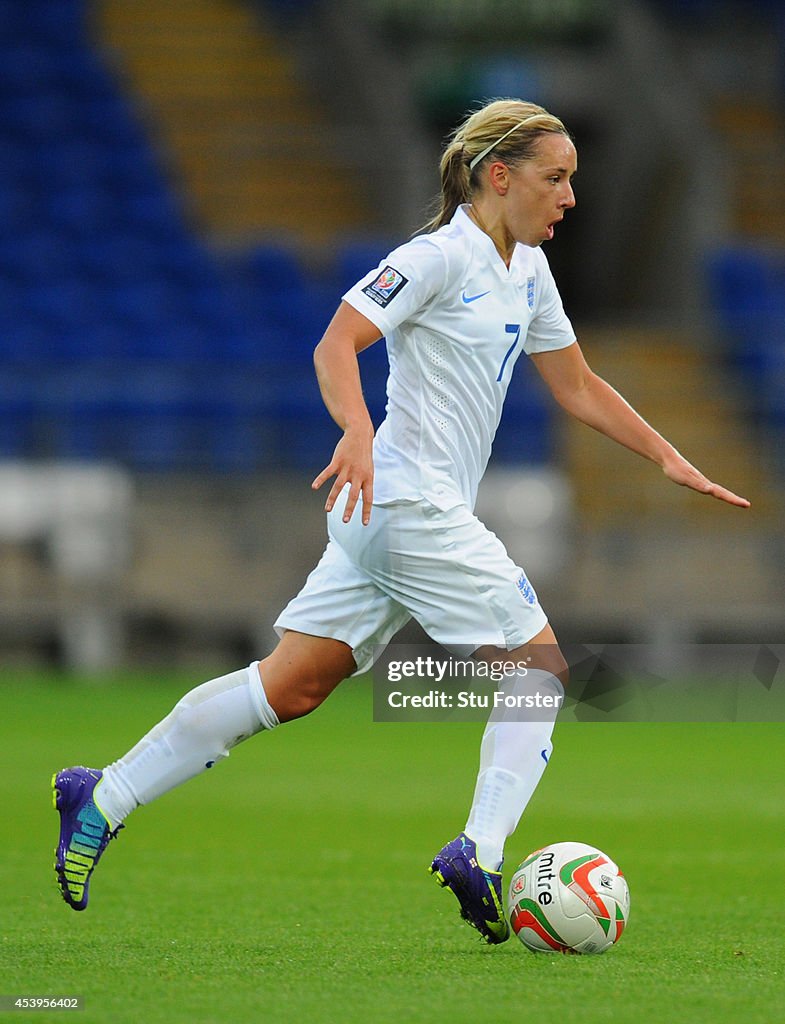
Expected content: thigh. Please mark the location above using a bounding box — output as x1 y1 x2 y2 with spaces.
274 535 411 677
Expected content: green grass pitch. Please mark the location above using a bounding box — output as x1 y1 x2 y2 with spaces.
1 671 783 1024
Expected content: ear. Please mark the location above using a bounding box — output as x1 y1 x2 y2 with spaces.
488 161 509 196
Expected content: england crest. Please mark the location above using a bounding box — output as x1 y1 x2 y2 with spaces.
526 276 535 311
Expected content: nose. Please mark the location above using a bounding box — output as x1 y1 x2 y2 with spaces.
562 182 576 208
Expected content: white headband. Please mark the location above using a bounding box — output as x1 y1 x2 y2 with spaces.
468 116 540 172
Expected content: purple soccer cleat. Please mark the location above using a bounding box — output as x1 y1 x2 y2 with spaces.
430 832 510 944
51 766 122 911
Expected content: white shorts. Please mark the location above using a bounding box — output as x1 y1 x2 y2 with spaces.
274 497 548 675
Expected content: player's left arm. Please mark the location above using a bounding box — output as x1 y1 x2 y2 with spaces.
530 341 750 508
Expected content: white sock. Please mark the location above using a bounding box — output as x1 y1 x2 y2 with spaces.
464 668 563 871
94 662 278 828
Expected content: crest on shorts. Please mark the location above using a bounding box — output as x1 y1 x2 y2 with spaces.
515 571 537 605
526 276 535 311
362 265 409 307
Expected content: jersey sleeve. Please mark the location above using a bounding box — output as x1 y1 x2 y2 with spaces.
341 235 447 337
524 251 577 354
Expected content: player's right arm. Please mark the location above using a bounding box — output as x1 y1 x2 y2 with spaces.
311 302 383 526
530 340 750 508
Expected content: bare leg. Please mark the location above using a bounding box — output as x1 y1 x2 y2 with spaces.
474 622 569 684
259 630 357 723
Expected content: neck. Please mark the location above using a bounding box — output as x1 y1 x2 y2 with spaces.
467 203 515 267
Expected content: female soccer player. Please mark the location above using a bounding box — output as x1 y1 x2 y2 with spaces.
52 99 749 942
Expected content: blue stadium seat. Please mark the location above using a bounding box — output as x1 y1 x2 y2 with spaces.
9 230 74 283
0 374 37 456
14 0 86 40
708 246 785 335
491 370 554 465
333 237 393 294
708 246 785 385
269 381 341 471
707 244 785 453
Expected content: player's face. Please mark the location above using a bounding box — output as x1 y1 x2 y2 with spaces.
504 134 577 247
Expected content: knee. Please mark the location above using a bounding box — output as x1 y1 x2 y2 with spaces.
553 655 569 691
529 647 569 690
277 681 330 722
258 633 354 724
259 663 340 723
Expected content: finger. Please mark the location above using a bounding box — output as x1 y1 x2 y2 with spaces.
324 475 347 513
311 462 336 491
361 480 374 526
341 482 362 523
707 483 751 508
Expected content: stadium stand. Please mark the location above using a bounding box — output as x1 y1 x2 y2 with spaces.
640 0 785 474
0 0 555 476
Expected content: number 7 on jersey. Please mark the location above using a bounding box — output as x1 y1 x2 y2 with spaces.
496 323 522 382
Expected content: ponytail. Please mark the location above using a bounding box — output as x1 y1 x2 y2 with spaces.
421 139 472 233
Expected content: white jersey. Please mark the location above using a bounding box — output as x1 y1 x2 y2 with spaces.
343 204 576 512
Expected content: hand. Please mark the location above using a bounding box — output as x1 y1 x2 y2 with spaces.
311 424 375 525
661 451 750 508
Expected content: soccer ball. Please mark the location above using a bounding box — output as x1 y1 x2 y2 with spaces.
507 841 630 954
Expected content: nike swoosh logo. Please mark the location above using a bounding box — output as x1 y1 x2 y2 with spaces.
461 289 491 304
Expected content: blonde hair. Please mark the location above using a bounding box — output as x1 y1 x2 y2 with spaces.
421 99 571 233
